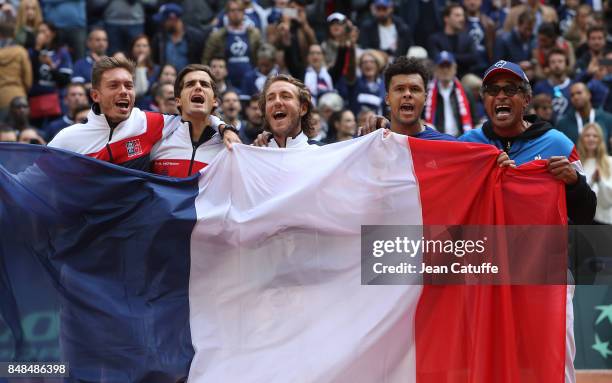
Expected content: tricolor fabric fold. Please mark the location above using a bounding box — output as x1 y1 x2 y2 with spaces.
0 130 566 382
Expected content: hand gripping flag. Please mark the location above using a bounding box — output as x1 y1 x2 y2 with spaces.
0 131 567 382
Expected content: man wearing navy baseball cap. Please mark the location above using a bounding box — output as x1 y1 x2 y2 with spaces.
459 59 596 383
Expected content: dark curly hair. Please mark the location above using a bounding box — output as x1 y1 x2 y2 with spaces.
383 56 431 92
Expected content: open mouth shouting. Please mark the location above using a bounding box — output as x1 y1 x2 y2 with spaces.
494 104 512 119
272 111 287 121
399 103 415 114
191 94 205 105
115 100 131 113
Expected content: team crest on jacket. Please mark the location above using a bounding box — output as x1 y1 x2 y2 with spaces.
126 139 143 157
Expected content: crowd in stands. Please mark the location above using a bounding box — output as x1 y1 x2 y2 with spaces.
0 0 610 157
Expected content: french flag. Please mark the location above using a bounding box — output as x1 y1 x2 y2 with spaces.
0 131 567 382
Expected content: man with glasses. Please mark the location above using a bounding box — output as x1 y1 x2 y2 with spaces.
459 60 597 383
459 60 595 224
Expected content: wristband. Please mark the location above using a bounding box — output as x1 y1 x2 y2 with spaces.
220 124 239 138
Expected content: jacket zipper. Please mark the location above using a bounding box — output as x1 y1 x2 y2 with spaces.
187 143 196 177
106 127 115 162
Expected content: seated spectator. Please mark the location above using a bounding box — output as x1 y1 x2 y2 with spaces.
532 93 554 123
14 0 42 50
324 109 356 144
307 108 324 144
494 9 536 63
557 0 580 36
359 0 412 57
0 13 31 121
556 82 612 151
577 122 612 224
158 64 177 86
209 57 239 96
576 26 608 80
0 122 17 142
461 73 486 125
151 82 178 115
28 22 72 124
564 4 594 58
303 44 334 105
503 0 557 34
41 0 86 60
533 48 573 122
43 82 89 140
428 3 478 78
72 27 108 88
337 50 385 116
130 34 160 110
220 90 244 131
202 0 262 92
152 3 206 72
17 126 45 144
6 96 45 143
241 43 280 98
424 51 476 136
72 103 90 124
532 22 576 81
239 94 263 145
316 92 344 140
464 0 496 75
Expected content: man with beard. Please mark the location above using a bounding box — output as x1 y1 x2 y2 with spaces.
49 56 238 171
150 64 242 177
254 74 314 148
534 48 573 123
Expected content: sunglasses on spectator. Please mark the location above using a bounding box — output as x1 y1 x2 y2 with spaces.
482 84 526 97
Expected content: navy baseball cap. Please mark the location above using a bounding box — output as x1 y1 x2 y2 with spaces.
436 51 455 65
373 0 392 7
153 3 183 23
483 60 529 84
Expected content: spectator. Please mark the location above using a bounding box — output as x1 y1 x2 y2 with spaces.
602 50 612 113
359 0 412 57
397 0 442 48
0 13 32 120
321 12 360 70
577 122 612 224
428 3 478 78
307 108 323 144
209 57 239 96
6 96 45 144
316 91 344 140
41 0 86 60
130 34 160 109
303 44 334 105
576 26 607 79
532 22 576 81
202 0 262 92
337 50 385 116
72 27 108 88
533 48 573 123
557 0 580 36
158 64 177 86
503 0 557 34
241 43 279 98
14 0 42 50
238 93 263 144
28 22 73 124
220 90 243 130
43 82 88 139
93 0 154 55
459 60 595 226
268 0 316 81
464 0 496 75
17 126 46 144
532 93 554 123
0 122 17 141
564 4 593 57
152 81 178 115
324 109 356 144
72 102 89 123
461 73 486 125
494 9 536 63
214 0 268 37
556 82 612 150
152 3 206 72
424 51 476 136
167 0 219 31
